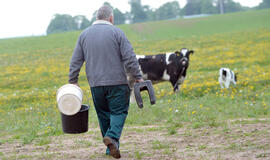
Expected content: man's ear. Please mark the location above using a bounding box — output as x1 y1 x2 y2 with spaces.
109 15 114 24
189 50 194 54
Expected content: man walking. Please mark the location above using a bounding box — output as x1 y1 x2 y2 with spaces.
68 5 143 159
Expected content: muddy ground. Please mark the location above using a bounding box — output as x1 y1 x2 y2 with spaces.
1 118 270 160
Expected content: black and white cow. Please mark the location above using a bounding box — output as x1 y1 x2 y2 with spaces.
129 48 194 92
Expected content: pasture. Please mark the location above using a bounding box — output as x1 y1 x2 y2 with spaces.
0 9 270 159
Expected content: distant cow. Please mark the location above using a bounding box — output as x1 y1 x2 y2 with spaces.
218 68 238 89
128 48 194 92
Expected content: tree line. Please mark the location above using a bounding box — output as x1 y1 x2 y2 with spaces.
47 0 270 35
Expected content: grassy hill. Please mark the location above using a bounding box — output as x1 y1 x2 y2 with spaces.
120 9 270 40
0 9 269 159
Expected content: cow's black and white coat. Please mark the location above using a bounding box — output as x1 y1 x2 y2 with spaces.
218 68 237 89
128 48 194 92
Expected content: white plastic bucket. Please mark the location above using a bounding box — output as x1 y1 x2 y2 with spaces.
56 84 83 115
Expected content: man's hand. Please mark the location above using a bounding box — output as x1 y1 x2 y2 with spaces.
135 78 144 83
71 82 80 87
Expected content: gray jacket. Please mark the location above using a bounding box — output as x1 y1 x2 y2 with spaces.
69 20 142 87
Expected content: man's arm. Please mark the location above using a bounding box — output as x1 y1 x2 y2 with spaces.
118 30 142 81
68 36 85 85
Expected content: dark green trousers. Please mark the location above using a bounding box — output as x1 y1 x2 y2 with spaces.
91 84 130 143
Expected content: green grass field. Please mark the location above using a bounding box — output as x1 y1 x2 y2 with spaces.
0 9 270 159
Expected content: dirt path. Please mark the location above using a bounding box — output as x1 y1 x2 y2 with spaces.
1 119 270 160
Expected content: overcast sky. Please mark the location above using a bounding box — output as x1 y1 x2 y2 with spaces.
0 0 262 39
